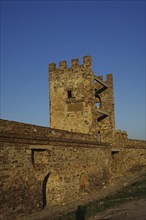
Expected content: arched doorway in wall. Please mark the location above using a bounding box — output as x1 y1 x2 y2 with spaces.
80 173 89 193
42 172 61 208
42 172 51 208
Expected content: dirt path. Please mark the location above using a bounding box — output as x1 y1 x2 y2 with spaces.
88 198 146 220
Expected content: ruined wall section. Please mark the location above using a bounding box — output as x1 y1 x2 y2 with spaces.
112 129 146 149
49 56 95 134
110 147 146 181
126 139 146 148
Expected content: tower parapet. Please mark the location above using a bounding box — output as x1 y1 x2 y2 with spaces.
49 55 92 73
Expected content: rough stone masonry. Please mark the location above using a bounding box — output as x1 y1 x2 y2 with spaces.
0 55 146 220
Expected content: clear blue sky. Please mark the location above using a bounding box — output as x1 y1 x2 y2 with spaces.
0 0 145 140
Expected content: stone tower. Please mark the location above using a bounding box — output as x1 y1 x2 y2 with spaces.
48 56 115 142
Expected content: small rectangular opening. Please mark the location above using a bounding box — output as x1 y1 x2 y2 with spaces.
111 150 119 159
67 90 72 98
31 149 48 165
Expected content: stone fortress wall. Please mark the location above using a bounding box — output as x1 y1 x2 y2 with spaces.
0 56 146 220
0 120 145 220
0 120 110 219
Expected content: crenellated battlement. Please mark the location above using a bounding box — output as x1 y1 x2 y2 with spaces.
106 74 113 82
95 74 113 83
96 75 103 81
71 58 79 67
83 55 92 67
48 55 92 72
48 63 56 72
59 60 67 70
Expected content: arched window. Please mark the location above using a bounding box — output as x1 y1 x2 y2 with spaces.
97 131 101 142
95 94 102 108
80 173 89 192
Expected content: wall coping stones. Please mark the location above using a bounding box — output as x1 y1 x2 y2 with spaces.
0 119 110 148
